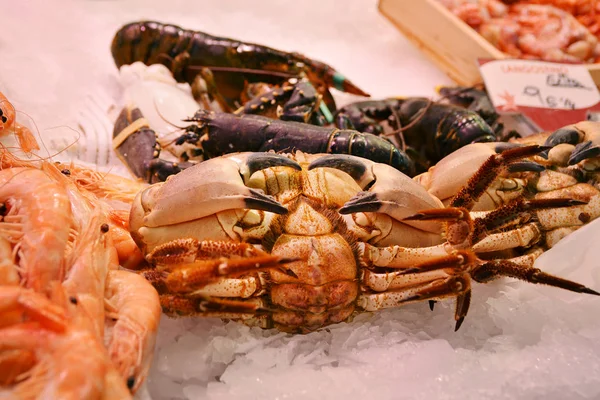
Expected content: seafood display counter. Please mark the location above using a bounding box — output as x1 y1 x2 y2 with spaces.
1 1 600 400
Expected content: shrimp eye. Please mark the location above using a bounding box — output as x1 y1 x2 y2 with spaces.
61 169 71 176
126 376 136 390
100 223 110 233
69 296 78 305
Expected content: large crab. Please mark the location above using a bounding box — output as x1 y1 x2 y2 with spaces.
129 144 600 333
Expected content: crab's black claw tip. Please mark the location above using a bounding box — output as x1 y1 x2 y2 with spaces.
568 141 600 165
308 154 368 182
581 287 600 296
429 300 436 311
245 188 288 215
454 316 465 332
338 192 381 214
245 153 302 176
493 142 525 153
544 126 581 147
507 161 546 173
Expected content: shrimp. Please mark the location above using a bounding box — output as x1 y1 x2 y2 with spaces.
0 236 19 286
439 0 508 28
0 167 72 294
0 318 127 399
48 162 147 270
0 282 132 399
512 4 594 60
106 210 146 270
0 92 39 153
0 286 67 332
101 365 134 400
104 269 161 394
0 285 66 388
55 162 147 206
61 213 114 338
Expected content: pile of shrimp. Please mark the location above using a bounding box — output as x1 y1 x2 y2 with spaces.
0 92 161 399
439 0 600 63
516 0 600 38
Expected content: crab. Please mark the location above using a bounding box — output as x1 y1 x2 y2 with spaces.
129 145 600 333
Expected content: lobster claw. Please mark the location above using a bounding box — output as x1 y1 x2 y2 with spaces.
308 154 443 233
131 153 301 231
113 106 160 181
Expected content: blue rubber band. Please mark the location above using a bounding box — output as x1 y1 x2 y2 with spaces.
333 72 346 92
319 102 334 124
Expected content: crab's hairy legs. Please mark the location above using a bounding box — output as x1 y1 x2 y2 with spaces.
157 255 297 294
450 145 550 210
142 239 302 320
159 294 267 318
359 269 472 330
361 145 598 329
471 260 600 295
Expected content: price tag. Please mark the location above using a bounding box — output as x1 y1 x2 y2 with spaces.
478 59 600 131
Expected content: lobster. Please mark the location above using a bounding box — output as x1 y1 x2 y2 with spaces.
234 78 328 126
116 108 415 183
111 63 412 183
333 97 500 171
110 21 369 113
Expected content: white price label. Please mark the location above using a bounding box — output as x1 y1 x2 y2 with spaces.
479 59 600 111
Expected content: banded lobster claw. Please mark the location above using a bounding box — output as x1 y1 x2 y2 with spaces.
130 153 301 253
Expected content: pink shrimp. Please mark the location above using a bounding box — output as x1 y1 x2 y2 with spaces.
44 162 146 270
0 92 39 153
0 166 72 294
0 235 19 286
439 0 508 28
0 285 66 389
104 269 161 394
0 310 130 399
60 213 114 338
0 286 67 332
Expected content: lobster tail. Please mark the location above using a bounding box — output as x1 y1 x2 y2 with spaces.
111 21 193 71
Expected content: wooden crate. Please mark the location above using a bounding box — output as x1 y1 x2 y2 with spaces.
379 0 600 86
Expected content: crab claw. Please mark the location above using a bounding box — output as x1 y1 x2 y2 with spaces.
506 161 546 173
542 121 600 165
414 142 532 204
570 140 600 165
131 153 301 231
309 154 443 233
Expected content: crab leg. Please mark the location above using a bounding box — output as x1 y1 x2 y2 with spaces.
472 223 541 253
159 294 267 321
359 242 449 269
450 145 549 210
358 275 469 311
142 239 299 300
535 184 600 229
157 255 297 294
471 260 600 295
